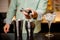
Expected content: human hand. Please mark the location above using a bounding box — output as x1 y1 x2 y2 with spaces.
20 8 38 19
3 24 10 33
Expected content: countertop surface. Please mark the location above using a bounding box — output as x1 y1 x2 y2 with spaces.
0 33 60 40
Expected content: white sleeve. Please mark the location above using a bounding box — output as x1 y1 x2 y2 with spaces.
36 10 44 20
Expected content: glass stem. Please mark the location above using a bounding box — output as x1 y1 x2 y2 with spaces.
48 21 52 34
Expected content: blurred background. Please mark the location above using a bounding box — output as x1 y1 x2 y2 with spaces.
0 0 60 40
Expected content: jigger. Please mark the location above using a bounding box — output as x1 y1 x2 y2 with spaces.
16 20 23 40
25 20 35 40
20 8 35 40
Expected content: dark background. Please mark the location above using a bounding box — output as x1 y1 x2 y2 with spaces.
0 12 60 33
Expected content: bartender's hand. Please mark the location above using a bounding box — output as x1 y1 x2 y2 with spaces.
22 8 38 19
3 24 10 33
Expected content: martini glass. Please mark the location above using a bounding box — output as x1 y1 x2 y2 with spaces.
44 12 56 37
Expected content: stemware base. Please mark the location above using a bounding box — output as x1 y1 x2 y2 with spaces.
45 33 54 37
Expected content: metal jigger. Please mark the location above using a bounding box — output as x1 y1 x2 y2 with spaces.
25 11 35 40
16 20 23 40
20 8 35 40
25 19 35 40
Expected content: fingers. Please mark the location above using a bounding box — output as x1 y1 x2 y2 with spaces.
26 8 32 10
4 27 7 33
4 28 9 33
23 11 28 15
31 11 38 19
26 8 35 15
4 24 10 33
21 8 37 19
